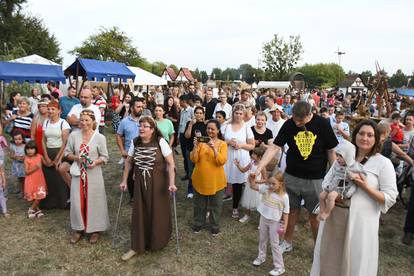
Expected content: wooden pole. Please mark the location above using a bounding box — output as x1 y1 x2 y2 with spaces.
0 81 4 115
75 60 80 96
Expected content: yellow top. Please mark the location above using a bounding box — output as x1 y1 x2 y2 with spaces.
190 139 228 195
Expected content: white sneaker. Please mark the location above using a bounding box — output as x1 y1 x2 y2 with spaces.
252 257 265 266
239 214 250 223
232 209 239 218
280 241 293 253
187 193 194 199
269 267 285 276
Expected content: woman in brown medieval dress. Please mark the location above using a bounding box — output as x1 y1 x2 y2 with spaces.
119 116 177 261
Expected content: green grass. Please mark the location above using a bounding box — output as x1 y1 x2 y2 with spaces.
0 133 413 275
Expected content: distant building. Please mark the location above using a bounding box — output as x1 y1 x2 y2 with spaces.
162 67 177 82
338 75 368 95
176 68 195 82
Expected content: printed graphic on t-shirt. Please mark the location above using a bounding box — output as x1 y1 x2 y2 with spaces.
294 130 317 160
262 193 284 210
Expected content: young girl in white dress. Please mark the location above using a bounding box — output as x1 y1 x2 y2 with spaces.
234 147 267 223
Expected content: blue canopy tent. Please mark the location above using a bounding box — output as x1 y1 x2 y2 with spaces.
0 61 66 113
64 58 135 95
396 89 414 97
0 61 66 83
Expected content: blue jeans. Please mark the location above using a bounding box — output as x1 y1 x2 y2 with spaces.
186 150 194 194
179 133 189 177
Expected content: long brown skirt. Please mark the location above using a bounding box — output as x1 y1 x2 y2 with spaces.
130 147 172 253
319 207 350 276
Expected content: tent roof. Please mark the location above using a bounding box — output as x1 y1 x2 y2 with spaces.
127 66 167 86
162 67 177 81
10 54 60 66
396 89 414 96
64 58 135 83
0 61 66 83
257 81 291 89
176 67 194 82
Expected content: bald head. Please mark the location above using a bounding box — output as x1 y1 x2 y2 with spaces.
80 87 93 107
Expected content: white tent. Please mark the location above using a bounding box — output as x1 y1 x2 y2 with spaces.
257 81 291 89
127 66 167 86
10 54 60 65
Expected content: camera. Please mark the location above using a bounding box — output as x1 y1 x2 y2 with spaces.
197 136 211 143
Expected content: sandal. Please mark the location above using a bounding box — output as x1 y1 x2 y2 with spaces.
121 250 137 261
89 232 99 244
35 210 44 218
70 232 82 244
27 208 36 219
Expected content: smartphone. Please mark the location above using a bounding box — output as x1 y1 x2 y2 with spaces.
197 136 211 143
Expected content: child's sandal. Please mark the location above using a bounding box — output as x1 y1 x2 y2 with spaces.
27 208 36 219
35 210 44 218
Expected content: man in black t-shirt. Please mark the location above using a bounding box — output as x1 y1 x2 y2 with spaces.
254 101 338 253
203 88 217 120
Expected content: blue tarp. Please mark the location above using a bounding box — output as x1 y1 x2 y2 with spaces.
0 61 66 83
396 89 414 97
64 58 135 83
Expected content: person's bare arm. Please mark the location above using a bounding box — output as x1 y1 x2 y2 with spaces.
164 153 177 192
116 134 127 158
184 120 194 139
238 138 255 151
234 159 251 173
55 129 70 165
327 148 337 166
119 156 132 191
66 114 79 127
392 142 414 166
255 144 281 173
169 134 174 148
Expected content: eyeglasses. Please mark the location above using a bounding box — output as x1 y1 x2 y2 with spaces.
140 125 152 129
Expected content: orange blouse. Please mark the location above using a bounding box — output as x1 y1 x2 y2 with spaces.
190 139 227 195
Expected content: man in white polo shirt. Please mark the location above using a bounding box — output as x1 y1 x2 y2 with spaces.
66 86 101 132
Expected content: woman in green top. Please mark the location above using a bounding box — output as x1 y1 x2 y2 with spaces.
154 105 175 147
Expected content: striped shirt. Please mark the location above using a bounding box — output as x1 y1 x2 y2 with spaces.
94 96 107 127
5 111 34 138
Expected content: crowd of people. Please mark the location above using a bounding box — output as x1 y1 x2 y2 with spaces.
0 81 412 275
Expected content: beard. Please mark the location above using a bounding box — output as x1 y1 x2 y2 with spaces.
133 110 142 117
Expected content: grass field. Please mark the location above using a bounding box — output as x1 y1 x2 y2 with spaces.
0 133 413 275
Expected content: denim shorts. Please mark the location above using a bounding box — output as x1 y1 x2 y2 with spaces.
284 172 323 213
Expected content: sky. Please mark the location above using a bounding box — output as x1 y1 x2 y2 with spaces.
25 0 414 75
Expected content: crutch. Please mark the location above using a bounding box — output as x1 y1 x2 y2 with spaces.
172 192 181 255
112 190 124 248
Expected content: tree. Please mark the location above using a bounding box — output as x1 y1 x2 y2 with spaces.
297 63 345 88
0 0 62 62
388 69 408 88
211 68 223 80
360 70 373 85
261 34 303 80
199 70 209 83
238 64 256 84
191 68 200 82
222 68 238 81
168 64 179 73
150 61 167 76
70 26 147 67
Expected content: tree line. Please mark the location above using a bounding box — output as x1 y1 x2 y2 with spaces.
1 0 413 89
